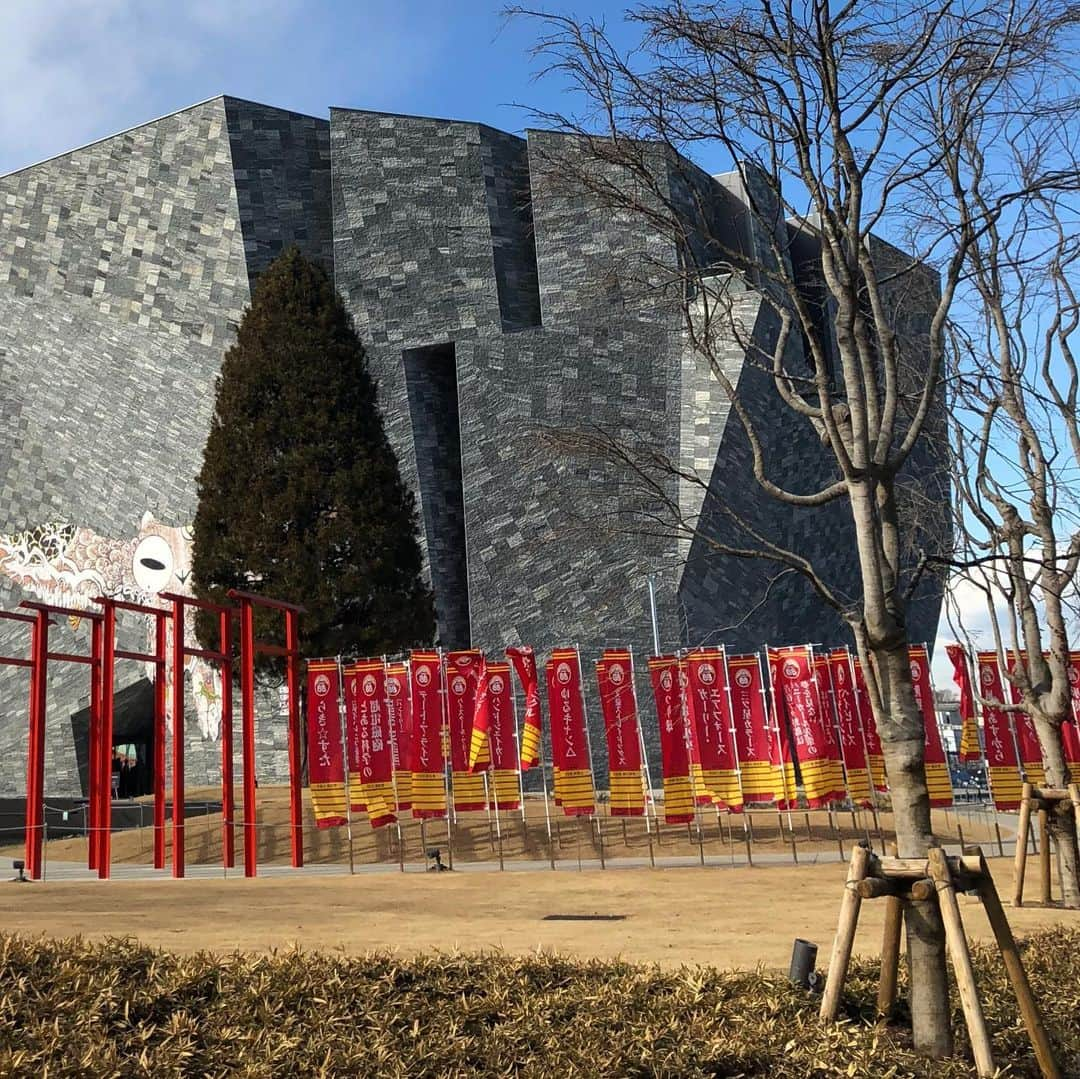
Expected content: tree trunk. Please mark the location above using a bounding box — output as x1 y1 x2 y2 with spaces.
1031 713 1080 908
873 641 954 1058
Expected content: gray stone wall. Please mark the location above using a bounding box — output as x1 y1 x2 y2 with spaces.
0 97 330 797
0 95 948 794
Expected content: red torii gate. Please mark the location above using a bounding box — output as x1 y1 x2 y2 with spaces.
20 600 104 881
158 591 235 880
228 589 305 878
92 596 169 879
0 610 37 868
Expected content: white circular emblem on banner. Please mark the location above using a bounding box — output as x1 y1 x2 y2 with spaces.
456 654 474 667
313 674 330 697
734 669 752 689
836 665 846 685
909 662 920 681
490 675 505 694
1070 667 1079 686
660 669 673 692
387 677 401 697
362 675 377 696
556 662 572 685
698 664 716 686
782 659 800 679
452 676 467 695
980 666 993 686
416 666 432 687
608 664 625 686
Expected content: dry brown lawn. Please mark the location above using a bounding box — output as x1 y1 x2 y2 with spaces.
0 856 1074 971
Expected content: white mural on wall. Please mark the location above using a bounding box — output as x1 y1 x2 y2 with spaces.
0 513 223 740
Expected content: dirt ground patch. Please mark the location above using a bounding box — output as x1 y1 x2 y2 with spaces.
0 857 1073 970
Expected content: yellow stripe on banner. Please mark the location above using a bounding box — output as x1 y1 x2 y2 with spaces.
924 762 954 807
451 770 487 810
609 771 646 813
844 766 873 805
869 753 887 791
988 767 1024 809
347 775 366 812
410 773 447 816
740 760 781 801
520 723 540 766
690 761 712 805
468 728 487 771
491 769 521 808
1025 762 1046 788
558 768 595 812
394 769 413 809
362 780 397 826
702 768 743 809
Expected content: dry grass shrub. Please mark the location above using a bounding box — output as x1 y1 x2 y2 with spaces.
0 928 1077 1076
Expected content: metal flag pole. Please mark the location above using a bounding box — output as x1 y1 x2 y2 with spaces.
839 646 877 849
647 575 662 655
720 646 753 867
507 669 527 825
382 654 406 873
437 647 455 870
574 643 605 869
528 649 557 870
335 655 355 876
809 643 845 860
627 644 656 868
763 645 799 864
678 649 706 867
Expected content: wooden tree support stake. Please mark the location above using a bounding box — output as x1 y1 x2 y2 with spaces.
1013 784 1080 908
822 843 1061 1079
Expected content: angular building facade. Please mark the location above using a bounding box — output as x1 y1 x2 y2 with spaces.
0 96 945 798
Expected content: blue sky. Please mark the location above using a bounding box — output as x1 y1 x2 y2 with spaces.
0 1 643 175
1 1 982 685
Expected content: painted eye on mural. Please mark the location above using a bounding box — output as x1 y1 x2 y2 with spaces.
132 534 174 594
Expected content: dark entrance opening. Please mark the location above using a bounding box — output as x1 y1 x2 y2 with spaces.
71 676 156 799
403 341 471 648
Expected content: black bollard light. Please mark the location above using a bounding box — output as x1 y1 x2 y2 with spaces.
11 860 28 883
789 938 819 989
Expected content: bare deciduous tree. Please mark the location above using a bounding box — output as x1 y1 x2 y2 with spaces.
514 0 1080 1055
947 172 1080 906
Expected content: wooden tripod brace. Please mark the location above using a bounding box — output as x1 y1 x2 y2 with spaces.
820 842 1060 1079
1013 782 1080 908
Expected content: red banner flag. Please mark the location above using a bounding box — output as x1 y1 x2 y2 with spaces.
768 646 846 808
469 659 491 772
685 649 743 812
908 645 953 808
385 662 412 811
851 659 888 792
1004 652 1047 787
727 653 784 804
945 644 982 765
408 650 446 819
446 650 487 812
544 648 596 816
648 655 695 823
976 652 1023 811
305 660 347 828
1066 655 1080 767
507 646 543 771
345 660 397 828
485 661 521 810
679 659 713 807
596 649 646 817
826 650 873 808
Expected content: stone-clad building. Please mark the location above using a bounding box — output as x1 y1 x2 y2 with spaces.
0 96 945 798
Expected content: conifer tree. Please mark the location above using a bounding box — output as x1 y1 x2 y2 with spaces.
192 247 435 666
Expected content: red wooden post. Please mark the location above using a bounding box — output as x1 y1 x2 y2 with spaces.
87 622 100 873
25 611 48 881
153 612 167 870
97 602 115 879
220 608 235 869
285 609 303 869
88 618 104 874
239 598 258 878
171 598 186 878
